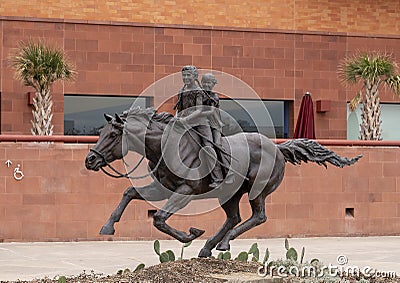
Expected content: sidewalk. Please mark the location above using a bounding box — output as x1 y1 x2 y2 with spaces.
0 236 399 281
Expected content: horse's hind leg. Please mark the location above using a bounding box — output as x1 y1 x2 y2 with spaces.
216 194 267 251
100 182 170 235
198 194 242 258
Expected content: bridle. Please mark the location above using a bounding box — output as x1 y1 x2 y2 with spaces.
88 114 163 180
89 148 147 179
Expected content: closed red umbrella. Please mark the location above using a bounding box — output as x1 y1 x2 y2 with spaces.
294 92 316 139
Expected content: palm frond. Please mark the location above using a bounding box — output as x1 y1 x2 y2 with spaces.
338 52 398 85
385 75 400 96
363 53 395 83
10 39 76 92
338 56 360 85
349 90 363 111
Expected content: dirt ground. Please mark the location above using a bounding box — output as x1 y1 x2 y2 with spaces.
9 258 259 283
8 258 400 283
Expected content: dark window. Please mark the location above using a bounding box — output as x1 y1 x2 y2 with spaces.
220 99 290 138
64 95 151 135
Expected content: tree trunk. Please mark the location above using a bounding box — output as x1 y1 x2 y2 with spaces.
359 81 382 140
31 89 54 136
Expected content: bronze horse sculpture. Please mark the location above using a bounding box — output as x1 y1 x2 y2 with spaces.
85 107 362 257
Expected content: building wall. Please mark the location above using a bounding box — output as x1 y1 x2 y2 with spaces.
0 143 399 242
0 2 400 242
1 18 400 137
1 0 399 35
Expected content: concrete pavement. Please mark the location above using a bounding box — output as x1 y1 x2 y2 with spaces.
0 236 399 281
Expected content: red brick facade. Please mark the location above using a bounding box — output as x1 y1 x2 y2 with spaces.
0 143 399 242
1 18 400 138
0 4 399 241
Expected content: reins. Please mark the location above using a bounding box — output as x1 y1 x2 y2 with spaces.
90 114 171 180
92 111 248 181
89 148 145 179
181 123 249 181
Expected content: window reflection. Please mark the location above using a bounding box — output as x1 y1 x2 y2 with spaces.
220 99 289 138
64 95 150 135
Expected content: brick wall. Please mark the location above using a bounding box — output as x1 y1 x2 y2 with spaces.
0 143 399 242
1 1 399 35
2 19 400 138
0 3 399 243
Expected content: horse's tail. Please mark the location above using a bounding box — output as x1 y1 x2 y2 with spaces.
277 138 362 168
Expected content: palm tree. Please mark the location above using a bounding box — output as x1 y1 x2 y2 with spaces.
338 52 400 140
11 39 75 136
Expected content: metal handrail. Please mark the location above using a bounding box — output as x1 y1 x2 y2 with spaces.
275 138 400 147
0 134 98 143
0 134 399 147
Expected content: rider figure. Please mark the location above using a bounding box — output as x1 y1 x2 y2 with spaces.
200 73 223 158
201 73 235 184
174 66 224 189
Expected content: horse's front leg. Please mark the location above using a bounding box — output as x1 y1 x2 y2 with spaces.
100 182 170 235
153 184 205 243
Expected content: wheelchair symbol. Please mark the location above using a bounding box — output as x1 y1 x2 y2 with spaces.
13 164 24 181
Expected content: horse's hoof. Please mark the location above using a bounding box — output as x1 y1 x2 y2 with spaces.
99 225 115 235
198 248 212 258
189 227 205 238
216 242 230 251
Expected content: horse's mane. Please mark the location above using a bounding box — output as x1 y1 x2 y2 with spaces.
127 106 155 117
152 112 174 124
127 106 174 124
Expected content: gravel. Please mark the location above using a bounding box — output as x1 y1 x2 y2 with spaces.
5 258 399 283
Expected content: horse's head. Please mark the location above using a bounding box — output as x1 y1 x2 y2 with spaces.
85 113 126 171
